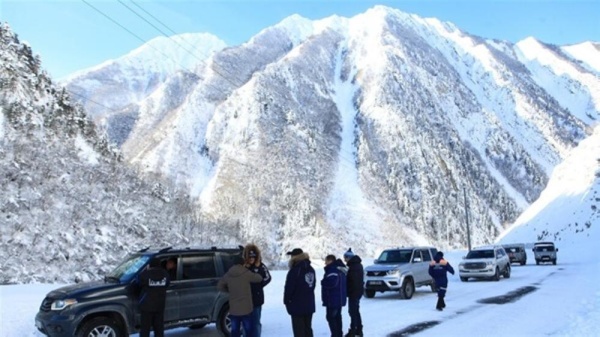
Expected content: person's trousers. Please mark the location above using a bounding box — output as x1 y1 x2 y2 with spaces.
347 297 362 332
243 306 262 337
140 310 164 337
230 313 254 337
291 314 313 337
326 306 343 337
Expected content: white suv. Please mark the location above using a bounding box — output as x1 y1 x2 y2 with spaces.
364 247 438 299
459 245 511 282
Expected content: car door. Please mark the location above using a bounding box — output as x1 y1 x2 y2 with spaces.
411 250 426 283
177 253 220 321
160 256 180 323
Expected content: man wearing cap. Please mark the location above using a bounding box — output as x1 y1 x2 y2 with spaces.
284 248 316 337
343 248 364 337
243 244 272 337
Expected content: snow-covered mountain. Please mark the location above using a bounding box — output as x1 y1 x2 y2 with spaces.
62 6 600 262
0 24 224 283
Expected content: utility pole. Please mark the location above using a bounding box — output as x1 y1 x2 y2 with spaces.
464 187 472 251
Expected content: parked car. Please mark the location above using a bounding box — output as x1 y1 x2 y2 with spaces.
364 246 438 299
533 241 558 265
459 245 511 282
502 243 527 265
35 246 243 337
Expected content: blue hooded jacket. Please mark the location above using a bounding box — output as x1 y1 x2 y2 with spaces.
321 259 348 308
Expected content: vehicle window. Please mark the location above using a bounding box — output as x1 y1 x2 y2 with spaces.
378 250 412 263
506 247 517 253
422 249 432 261
535 246 554 252
221 252 243 272
181 254 217 280
466 250 494 259
412 250 423 262
107 254 150 282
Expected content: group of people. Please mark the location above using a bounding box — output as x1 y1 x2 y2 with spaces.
135 244 455 337
282 247 364 337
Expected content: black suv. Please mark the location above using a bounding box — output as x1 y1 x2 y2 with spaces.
35 246 242 337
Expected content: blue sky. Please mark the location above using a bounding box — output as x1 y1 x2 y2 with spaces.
2 0 599 79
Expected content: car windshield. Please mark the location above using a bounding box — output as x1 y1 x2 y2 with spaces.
534 245 555 252
105 254 150 282
378 250 412 263
466 250 494 259
505 247 521 253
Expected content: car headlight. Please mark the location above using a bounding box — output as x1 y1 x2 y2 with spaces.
459 263 465 268
386 269 400 276
51 299 78 311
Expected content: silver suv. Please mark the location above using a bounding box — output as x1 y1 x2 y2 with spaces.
533 241 558 265
459 245 511 281
364 246 438 299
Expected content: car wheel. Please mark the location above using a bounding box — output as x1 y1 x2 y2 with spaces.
399 278 414 299
520 261 526 266
77 317 123 337
365 289 375 298
460 277 468 282
553 259 557 265
493 267 500 281
536 260 540 265
217 303 231 337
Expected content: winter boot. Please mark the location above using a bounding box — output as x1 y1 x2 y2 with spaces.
441 297 446 308
436 297 444 311
345 329 356 337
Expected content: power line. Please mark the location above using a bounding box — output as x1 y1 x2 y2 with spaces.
119 0 244 88
81 0 197 76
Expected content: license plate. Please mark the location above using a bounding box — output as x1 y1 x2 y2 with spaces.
369 281 382 285
35 320 42 329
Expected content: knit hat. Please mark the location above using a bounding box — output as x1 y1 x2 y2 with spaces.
248 250 257 258
343 248 355 259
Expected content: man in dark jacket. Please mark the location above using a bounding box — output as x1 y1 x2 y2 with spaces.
343 248 364 337
218 255 263 337
284 248 316 337
138 259 170 337
428 251 455 311
243 244 272 337
321 255 347 337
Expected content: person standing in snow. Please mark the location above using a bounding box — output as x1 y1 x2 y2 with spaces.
218 255 263 337
428 251 455 311
284 248 316 337
343 248 364 337
321 254 348 337
137 259 170 337
243 244 272 337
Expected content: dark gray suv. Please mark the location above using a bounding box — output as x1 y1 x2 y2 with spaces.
35 246 242 337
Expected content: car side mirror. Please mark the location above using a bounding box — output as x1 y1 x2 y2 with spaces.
556 248 559 252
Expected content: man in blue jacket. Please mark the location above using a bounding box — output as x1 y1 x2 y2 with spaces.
428 251 455 311
284 248 316 337
321 255 347 337
137 259 170 337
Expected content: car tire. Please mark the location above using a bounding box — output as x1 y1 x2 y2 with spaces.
365 289 375 298
493 267 500 281
552 259 557 265
504 264 511 278
77 316 123 337
536 260 540 265
399 278 414 299
217 303 231 337
460 277 468 282
520 261 526 266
